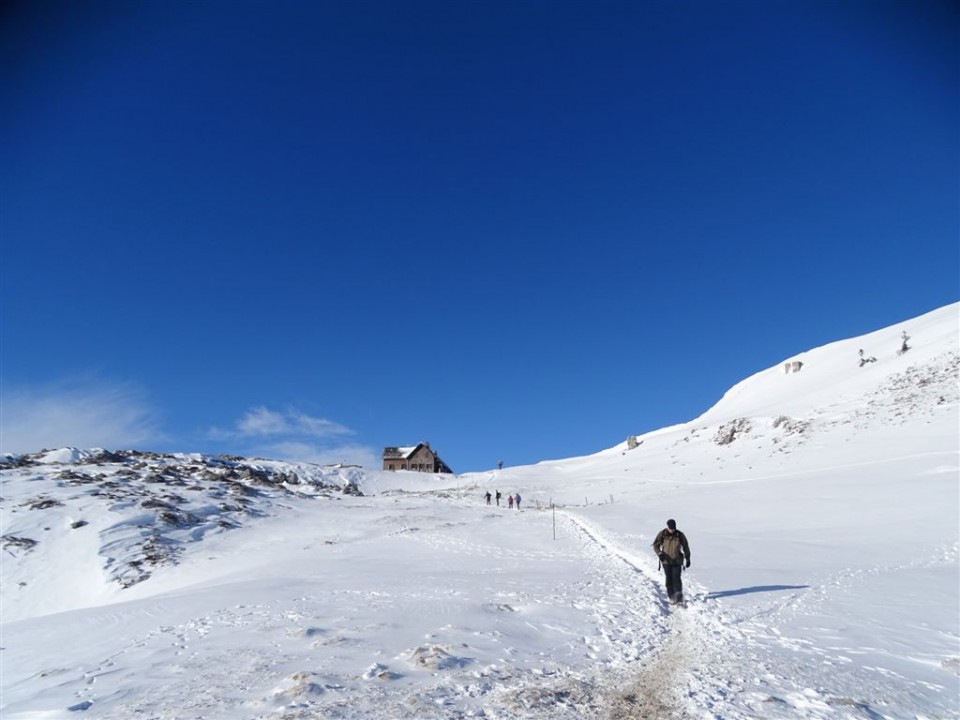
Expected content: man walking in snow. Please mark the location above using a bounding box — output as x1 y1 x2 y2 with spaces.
652 519 690 605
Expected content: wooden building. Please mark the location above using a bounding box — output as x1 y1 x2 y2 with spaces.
382 443 453 473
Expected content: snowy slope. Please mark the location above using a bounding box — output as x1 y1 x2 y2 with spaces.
1 302 957 720
698 302 957 424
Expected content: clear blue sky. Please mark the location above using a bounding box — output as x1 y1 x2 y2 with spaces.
2 1 957 471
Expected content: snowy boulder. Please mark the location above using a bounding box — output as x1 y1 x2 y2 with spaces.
714 418 751 446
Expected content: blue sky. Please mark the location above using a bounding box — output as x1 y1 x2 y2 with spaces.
2 1 957 471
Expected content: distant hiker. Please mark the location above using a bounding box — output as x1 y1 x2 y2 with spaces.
652 519 691 605
484 491 492 505
508 494 514 509
514 492 521 510
495 490 502 506
898 331 910 355
497 459 503 470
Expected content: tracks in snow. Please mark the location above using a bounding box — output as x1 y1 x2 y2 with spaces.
558 509 958 720
559 509 749 720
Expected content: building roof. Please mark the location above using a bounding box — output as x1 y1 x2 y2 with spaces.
382 445 424 460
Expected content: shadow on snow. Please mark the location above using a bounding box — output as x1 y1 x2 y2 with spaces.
705 584 809 599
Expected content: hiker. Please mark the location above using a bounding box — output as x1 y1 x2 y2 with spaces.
495 490 502 506
514 492 521 510
899 331 910 354
484 491 492 505
508 494 514 509
652 518 691 605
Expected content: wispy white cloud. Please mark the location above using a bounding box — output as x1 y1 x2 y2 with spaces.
236 407 351 439
211 407 353 441
1 379 163 454
253 441 380 468
1 387 379 467
209 407 378 468
235 407 290 436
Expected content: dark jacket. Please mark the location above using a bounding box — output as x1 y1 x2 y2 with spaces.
652 528 690 565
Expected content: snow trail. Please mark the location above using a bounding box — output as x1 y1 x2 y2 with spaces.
560 509 750 719
556 508 949 719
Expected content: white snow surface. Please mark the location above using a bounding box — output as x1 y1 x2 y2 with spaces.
2 303 958 720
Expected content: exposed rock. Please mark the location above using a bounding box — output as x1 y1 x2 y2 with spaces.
714 418 751 446
27 497 64 510
2 535 38 552
772 416 810 435
3 449 362 591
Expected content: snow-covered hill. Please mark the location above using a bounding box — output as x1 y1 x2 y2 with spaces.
2 303 957 720
1 449 365 621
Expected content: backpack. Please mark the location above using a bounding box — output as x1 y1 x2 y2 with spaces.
654 529 687 565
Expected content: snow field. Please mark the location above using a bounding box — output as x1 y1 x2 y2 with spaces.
2 302 958 719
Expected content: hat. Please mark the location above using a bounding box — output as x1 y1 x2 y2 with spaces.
666 519 676 529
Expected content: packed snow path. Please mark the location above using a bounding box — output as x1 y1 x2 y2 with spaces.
554 509 952 720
